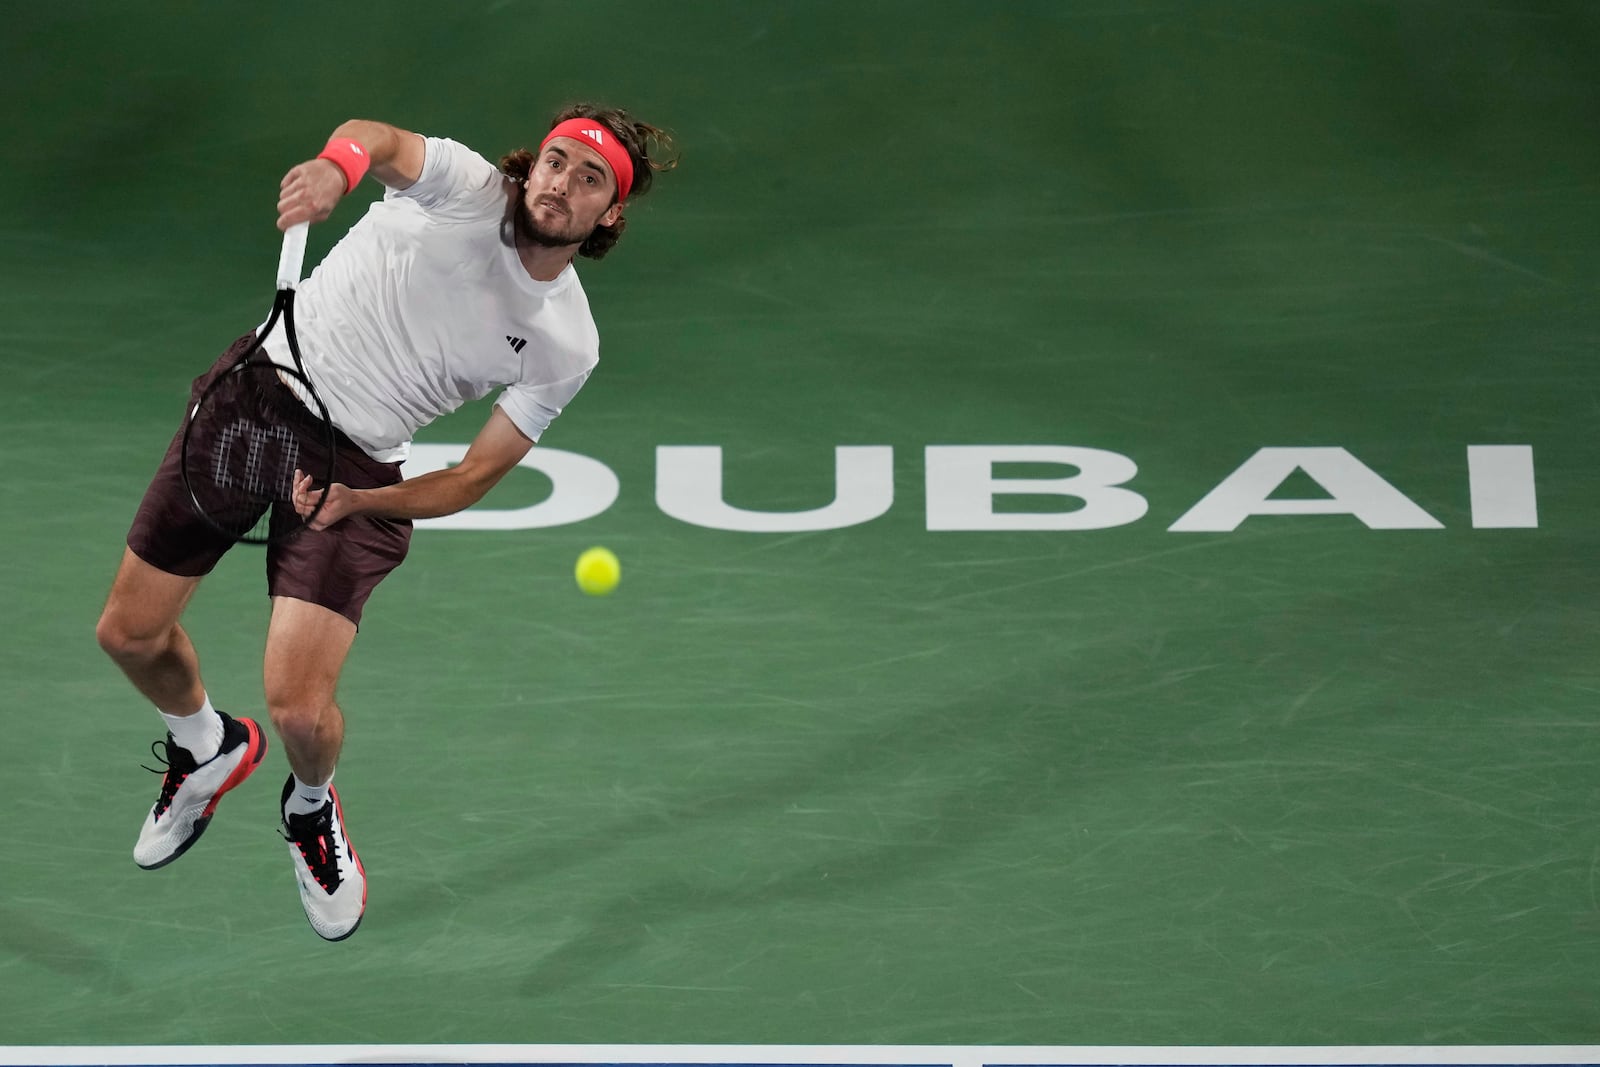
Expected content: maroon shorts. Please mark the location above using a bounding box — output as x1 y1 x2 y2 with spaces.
127 334 413 627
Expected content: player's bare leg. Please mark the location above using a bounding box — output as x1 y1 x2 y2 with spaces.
96 548 205 713
265 595 366 940
263 595 355 784
98 548 268 868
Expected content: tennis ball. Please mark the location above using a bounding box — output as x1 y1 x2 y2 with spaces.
575 547 621 596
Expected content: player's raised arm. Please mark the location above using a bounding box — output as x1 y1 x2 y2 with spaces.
276 120 427 231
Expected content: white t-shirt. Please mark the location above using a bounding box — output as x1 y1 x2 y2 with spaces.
261 136 598 463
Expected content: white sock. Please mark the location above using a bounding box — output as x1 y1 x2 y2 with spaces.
159 697 224 763
284 773 333 817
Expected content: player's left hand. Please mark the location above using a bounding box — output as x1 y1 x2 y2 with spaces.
293 469 357 530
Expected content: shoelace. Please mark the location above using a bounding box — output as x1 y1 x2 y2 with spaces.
139 738 197 820
282 805 344 893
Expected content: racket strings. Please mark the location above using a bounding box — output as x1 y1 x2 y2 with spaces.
208 420 299 499
184 359 333 542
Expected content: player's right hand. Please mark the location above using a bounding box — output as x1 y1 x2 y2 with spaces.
276 159 347 231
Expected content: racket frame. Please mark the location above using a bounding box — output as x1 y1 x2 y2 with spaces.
179 223 337 545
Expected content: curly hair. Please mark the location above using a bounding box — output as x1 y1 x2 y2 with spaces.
500 103 678 260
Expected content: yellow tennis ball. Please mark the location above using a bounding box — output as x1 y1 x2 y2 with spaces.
575 547 621 596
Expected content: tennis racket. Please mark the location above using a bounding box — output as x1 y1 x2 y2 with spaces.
180 222 336 544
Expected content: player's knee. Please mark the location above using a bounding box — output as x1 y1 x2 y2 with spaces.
265 690 334 744
95 609 162 664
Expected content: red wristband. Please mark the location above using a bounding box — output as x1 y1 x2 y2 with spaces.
317 137 370 193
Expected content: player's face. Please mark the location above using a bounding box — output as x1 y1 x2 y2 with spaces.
517 138 625 249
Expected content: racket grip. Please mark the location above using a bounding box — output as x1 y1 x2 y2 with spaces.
277 222 309 289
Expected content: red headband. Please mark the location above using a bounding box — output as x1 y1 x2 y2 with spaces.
540 118 634 202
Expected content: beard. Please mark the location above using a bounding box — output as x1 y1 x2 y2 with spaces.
514 196 597 249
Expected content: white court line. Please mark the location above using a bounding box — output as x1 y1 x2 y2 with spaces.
0 1046 1597 1067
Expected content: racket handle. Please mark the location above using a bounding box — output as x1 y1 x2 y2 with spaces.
277 222 309 290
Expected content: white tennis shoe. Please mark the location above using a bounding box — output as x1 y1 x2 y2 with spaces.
279 776 367 941
134 712 267 870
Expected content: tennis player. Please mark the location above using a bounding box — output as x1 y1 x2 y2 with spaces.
95 104 675 940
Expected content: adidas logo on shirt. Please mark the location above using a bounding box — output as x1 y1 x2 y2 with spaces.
506 335 527 353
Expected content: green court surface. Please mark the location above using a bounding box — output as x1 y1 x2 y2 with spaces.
3 0 1599 1050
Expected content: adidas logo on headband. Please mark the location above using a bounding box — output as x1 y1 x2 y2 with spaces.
580 128 605 145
